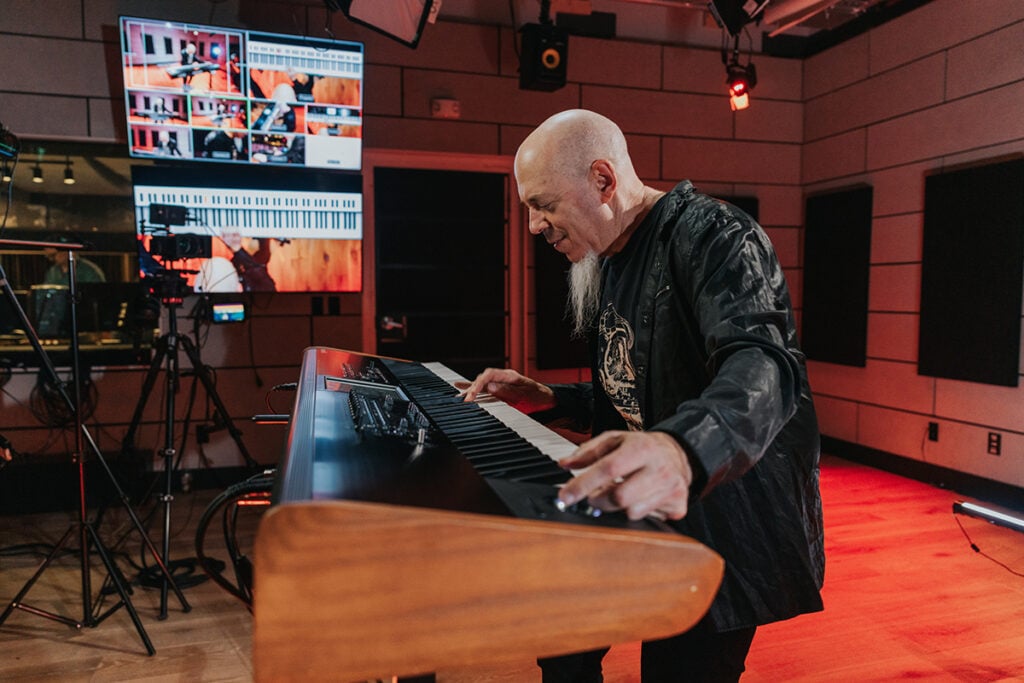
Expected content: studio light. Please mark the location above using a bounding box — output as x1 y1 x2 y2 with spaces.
726 60 757 111
324 0 435 49
722 34 756 111
63 157 76 185
953 501 1024 534
32 164 43 183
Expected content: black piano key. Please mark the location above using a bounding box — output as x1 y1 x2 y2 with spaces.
462 445 542 461
381 359 569 487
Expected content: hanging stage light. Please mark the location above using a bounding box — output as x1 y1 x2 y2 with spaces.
32 164 44 183
726 60 757 111
722 32 757 111
63 156 76 185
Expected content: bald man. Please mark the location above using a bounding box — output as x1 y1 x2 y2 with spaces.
461 110 824 682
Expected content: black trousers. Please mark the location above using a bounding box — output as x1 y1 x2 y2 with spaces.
538 617 757 683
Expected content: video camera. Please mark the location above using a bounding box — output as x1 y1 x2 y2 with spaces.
149 233 212 260
146 203 212 260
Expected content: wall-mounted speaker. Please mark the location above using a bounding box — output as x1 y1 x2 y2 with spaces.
519 23 568 92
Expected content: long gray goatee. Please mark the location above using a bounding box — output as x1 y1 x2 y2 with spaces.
567 251 601 338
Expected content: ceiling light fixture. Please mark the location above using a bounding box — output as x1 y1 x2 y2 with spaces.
1 161 11 183
32 146 45 183
726 59 757 110
722 33 757 111
63 156 76 185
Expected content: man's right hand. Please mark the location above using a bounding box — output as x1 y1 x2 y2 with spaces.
455 368 556 414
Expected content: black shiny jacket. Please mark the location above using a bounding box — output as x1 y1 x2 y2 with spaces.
544 181 825 631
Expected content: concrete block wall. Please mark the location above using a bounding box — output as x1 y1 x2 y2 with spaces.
802 0 1024 488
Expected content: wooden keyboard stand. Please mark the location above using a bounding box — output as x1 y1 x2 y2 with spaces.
253 500 723 682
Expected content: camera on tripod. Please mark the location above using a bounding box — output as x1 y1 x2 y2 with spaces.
146 203 212 261
140 203 213 302
150 233 212 260
145 270 193 302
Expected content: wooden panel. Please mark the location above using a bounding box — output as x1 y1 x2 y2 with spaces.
803 34 869 100
867 312 918 363
569 36 662 89
947 21 1024 100
804 55 945 143
867 84 1024 171
253 500 723 682
664 138 801 185
868 263 921 313
868 0 1024 75
583 86 732 139
870 214 922 264
802 129 866 184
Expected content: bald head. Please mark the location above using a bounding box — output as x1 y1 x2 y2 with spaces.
515 109 635 184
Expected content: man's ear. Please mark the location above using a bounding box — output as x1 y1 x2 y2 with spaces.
590 159 617 201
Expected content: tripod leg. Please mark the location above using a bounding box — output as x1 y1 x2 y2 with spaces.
84 523 156 655
80 425 193 615
179 335 258 469
0 525 81 629
121 336 168 455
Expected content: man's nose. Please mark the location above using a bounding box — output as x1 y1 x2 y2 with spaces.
527 209 546 235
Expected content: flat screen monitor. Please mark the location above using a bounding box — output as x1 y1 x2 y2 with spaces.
120 16 364 171
132 164 363 293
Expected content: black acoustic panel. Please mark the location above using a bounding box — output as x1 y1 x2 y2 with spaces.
534 241 588 370
374 167 507 373
802 186 873 366
919 158 1024 387
718 196 759 222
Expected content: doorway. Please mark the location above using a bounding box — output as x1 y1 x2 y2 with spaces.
372 166 509 379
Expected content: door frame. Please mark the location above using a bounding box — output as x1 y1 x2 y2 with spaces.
361 148 526 371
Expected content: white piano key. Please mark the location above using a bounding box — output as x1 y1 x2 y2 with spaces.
422 362 578 466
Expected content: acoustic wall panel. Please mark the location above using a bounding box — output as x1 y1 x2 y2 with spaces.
802 186 873 366
919 158 1024 387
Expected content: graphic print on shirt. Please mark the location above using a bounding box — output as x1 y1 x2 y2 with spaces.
598 303 643 430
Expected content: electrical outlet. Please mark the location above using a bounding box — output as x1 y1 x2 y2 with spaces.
987 432 1001 456
927 422 939 441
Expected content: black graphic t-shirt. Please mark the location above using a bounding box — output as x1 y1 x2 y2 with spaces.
597 303 642 430
597 215 660 431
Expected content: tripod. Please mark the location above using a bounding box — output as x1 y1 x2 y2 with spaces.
0 238 190 655
121 267 256 618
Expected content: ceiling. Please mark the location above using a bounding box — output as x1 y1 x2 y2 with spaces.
3 141 133 200
438 0 931 55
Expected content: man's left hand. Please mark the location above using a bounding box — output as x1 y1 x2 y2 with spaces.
556 431 693 521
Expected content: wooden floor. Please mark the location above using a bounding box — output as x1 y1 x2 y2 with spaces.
1 454 1022 682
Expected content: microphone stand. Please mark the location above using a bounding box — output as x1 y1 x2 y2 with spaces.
0 237 190 654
